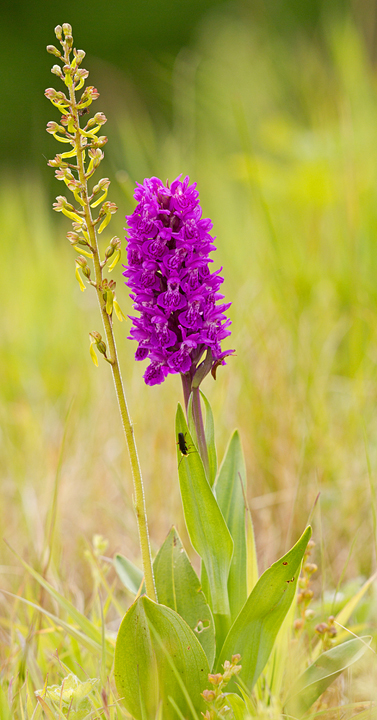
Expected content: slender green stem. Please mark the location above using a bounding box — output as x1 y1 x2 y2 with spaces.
191 387 209 479
66 58 156 602
180 372 192 414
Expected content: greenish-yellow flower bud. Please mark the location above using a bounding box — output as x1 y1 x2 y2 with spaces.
105 245 114 260
202 690 216 702
51 65 63 78
89 331 107 357
87 112 107 128
54 25 63 40
91 135 108 149
90 330 102 343
62 23 72 36
105 236 121 260
76 255 87 269
67 231 80 245
97 341 107 356
46 120 63 134
47 44 61 57
45 88 59 102
93 177 110 195
208 674 223 686
74 49 86 64
74 68 89 84
99 201 118 217
48 154 67 168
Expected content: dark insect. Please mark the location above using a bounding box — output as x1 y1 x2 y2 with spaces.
78 107 90 116
177 432 197 468
177 431 189 456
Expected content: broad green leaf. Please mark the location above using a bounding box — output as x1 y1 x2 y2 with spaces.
215 430 247 622
217 526 312 691
114 596 209 720
154 527 216 668
176 404 233 615
114 553 143 595
259 590 296 700
284 637 371 718
201 391 217 487
225 693 249 719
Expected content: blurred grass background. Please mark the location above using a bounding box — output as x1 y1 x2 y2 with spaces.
2 0 377 604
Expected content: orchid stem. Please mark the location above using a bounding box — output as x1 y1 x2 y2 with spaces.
63 42 156 602
191 387 210 480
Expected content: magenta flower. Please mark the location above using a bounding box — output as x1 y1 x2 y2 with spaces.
123 175 233 386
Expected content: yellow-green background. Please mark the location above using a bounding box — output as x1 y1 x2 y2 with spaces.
2 0 377 596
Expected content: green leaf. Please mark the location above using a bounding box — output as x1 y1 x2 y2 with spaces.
187 393 199 453
284 637 371 718
114 553 143 595
154 527 216 669
336 572 377 627
114 596 209 720
215 430 247 622
187 391 217 487
225 693 249 720
200 391 217 487
261 588 296 699
217 526 312 691
176 404 234 616
246 508 258 593
312 570 377 661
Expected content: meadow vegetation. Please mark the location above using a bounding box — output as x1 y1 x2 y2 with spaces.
1 9 377 717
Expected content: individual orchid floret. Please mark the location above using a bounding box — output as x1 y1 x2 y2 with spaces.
123 175 234 387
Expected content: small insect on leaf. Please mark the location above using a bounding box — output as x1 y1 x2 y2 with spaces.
178 431 189 456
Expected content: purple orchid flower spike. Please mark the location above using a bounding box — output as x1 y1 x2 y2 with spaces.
123 175 234 403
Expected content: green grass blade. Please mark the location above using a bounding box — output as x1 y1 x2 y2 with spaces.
1 590 106 656
312 571 377 660
284 637 371 718
6 544 111 650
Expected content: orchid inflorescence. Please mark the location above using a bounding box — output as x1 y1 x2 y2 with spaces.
45 23 125 364
124 176 234 387
45 23 157 604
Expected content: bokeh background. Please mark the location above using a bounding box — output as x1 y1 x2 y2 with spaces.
2 0 377 598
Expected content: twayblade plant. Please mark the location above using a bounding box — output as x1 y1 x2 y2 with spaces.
42 23 372 720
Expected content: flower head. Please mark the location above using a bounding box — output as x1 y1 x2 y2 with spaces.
123 175 233 386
